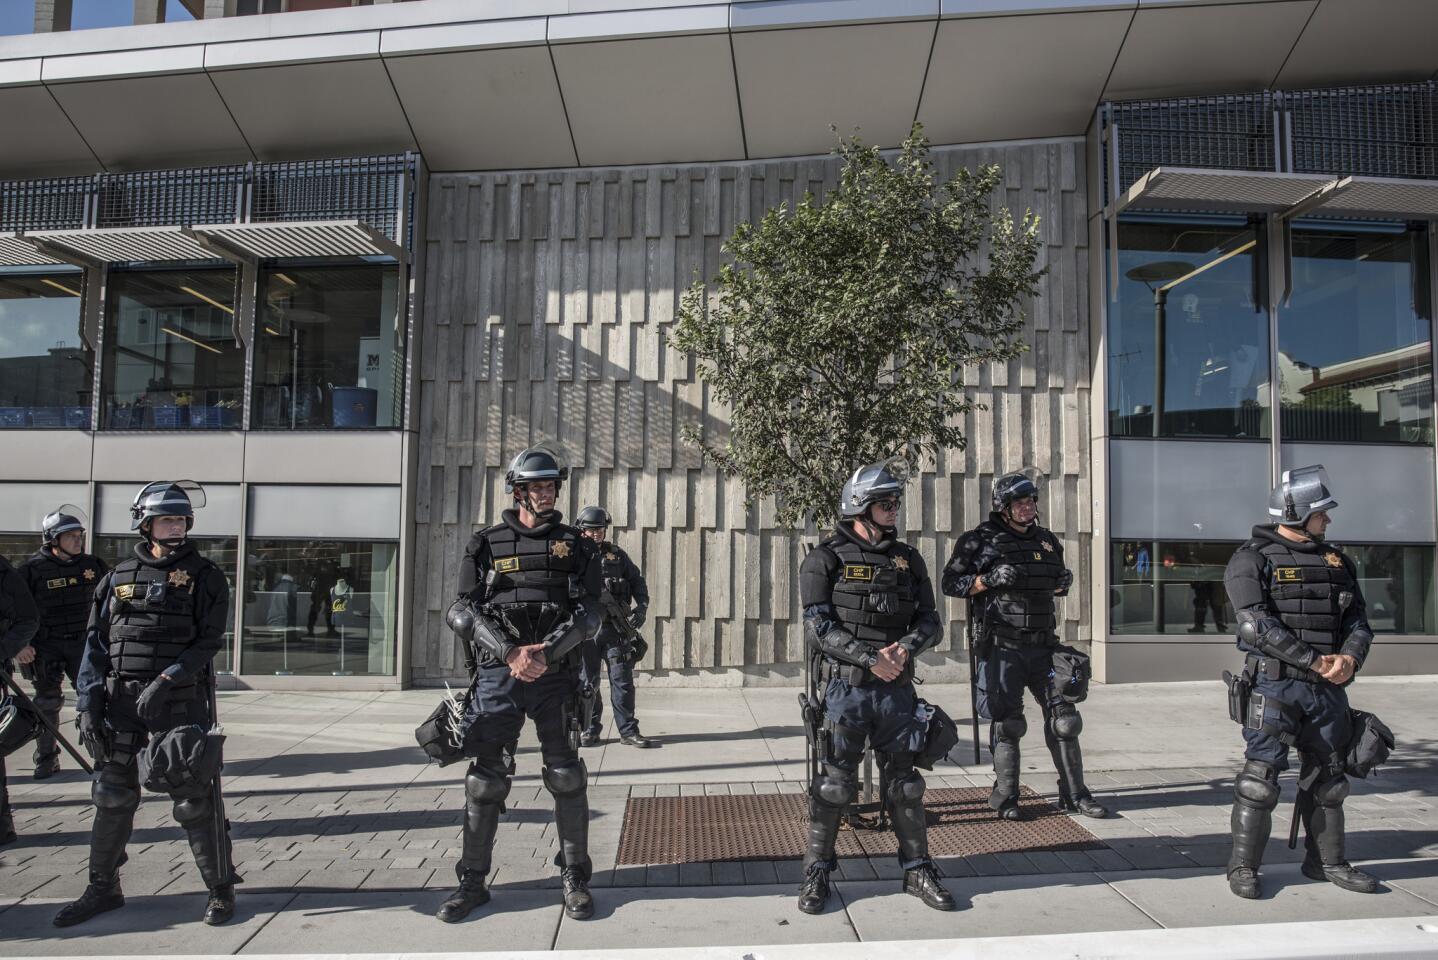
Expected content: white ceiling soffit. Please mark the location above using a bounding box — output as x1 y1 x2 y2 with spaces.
733 20 936 158
0 234 63 267
1289 176 1438 221
1113 167 1333 215
918 8 1130 144
0 59 99 177
192 221 406 262
1276 0 1438 89
1103 0 1316 102
25 226 213 263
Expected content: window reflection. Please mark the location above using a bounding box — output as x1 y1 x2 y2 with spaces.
1279 224 1433 444
1111 540 1237 634
1110 217 1269 439
0 272 91 428
1346 544 1435 634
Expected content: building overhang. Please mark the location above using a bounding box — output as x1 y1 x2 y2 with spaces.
0 0 1434 176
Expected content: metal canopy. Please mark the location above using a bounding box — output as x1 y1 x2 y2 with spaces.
1283 175 1438 221
0 233 62 267
1109 167 1334 216
190 221 406 263
25 226 214 264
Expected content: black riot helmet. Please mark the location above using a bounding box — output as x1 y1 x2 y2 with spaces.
0 694 40 759
575 505 611 530
41 504 88 546
992 468 1042 526
839 458 909 531
504 446 569 518
130 480 206 548
1269 464 1338 528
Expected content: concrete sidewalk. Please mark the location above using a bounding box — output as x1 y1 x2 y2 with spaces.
2 677 1437 955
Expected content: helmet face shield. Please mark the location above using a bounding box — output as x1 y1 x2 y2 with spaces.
839 457 910 520
992 467 1044 516
42 503 89 544
130 480 206 545
1269 464 1338 526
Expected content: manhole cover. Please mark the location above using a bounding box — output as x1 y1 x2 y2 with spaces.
615 786 1105 865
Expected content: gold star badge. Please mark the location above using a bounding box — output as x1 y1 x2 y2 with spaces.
68 578 78 586
1042 541 1055 553
551 541 571 559
893 556 909 571
83 568 96 581
168 569 192 588
605 552 619 562
1325 553 1343 568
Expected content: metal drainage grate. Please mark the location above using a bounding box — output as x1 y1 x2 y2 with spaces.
615 787 1105 866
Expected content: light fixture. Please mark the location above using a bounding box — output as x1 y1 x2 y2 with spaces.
180 285 234 316
1158 240 1257 293
161 326 223 355
41 278 82 297
274 273 298 287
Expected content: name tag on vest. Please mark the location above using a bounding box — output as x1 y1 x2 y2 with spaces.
1274 568 1301 583
115 584 135 600
493 557 521 574
46 577 72 590
843 564 874 582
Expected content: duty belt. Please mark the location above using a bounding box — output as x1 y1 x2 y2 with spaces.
1245 654 1319 684
106 675 198 698
819 654 912 687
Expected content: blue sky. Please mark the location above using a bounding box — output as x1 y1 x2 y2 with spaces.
1 1 196 36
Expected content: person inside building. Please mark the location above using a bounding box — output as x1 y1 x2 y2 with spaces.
574 505 652 749
53 481 238 928
17 506 108 779
439 446 603 923
942 471 1109 822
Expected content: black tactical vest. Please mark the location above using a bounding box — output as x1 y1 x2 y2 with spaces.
978 519 1064 643
106 546 214 680
1248 538 1356 656
22 550 105 647
599 544 631 605
476 512 586 641
823 532 919 647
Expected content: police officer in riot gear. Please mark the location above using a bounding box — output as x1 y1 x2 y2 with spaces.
574 505 652 748
1223 465 1377 899
18 507 108 779
797 460 953 915
0 554 41 846
440 446 603 923
943 471 1108 821
54 481 237 928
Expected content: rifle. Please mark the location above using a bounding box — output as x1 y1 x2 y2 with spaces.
0 664 93 774
206 669 234 886
598 586 647 663
965 600 985 766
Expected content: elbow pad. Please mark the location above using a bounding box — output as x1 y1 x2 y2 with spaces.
900 618 943 656
1236 611 1315 669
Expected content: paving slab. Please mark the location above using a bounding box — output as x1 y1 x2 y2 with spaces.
1100 861 1438 928
238 889 562 954
837 870 1159 941
0 892 294 956
552 883 857 950
1367 858 1438 908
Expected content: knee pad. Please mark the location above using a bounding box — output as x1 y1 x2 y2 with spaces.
813 766 857 809
92 780 140 813
172 796 213 827
31 689 63 713
1234 760 1280 810
542 759 588 798
465 765 512 805
1313 774 1350 807
887 769 926 805
1050 708 1082 741
996 714 1027 744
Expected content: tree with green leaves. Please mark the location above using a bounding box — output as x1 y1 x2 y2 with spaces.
672 124 1045 528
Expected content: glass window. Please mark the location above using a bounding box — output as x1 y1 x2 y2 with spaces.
0 272 92 429
1109 217 1269 440
100 269 244 430
1346 544 1435 635
1111 540 1238 635
1279 223 1433 444
0 532 38 567
252 265 402 430
93 535 238 675
241 539 397 676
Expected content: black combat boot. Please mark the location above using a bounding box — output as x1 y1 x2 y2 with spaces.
437 869 490 923
561 864 594 920
903 862 956 911
1301 777 1378 894
797 863 832 915
33 753 61 781
53 872 125 927
990 736 1024 821
1057 784 1110 819
204 884 236 925
1227 760 1279 900
619 732 653 748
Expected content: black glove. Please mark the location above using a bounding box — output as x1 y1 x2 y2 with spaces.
984 564 1019 589
135 676 175 728
628 605 648 630
78 710 110 762
1056 569 1074 594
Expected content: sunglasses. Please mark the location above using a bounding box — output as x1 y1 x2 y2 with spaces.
872 498 902 512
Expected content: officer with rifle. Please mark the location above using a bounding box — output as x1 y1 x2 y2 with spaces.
574 505 652 748
54 481 238 928
17 506 108 779
441 446 603 923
